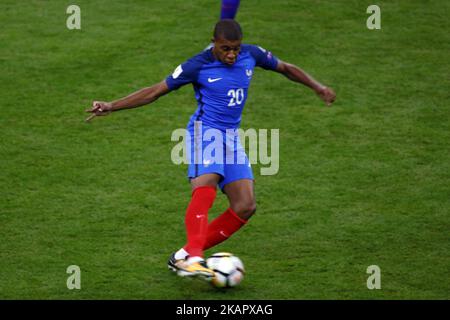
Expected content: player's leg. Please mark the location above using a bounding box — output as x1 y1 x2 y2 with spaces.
203 178 255 250
184 173 221 259
221 0 241 20
171 178 254 265
169 124 224 278
171 173 221 279
190 173 220 190
202 131 255 250
224 179 256 220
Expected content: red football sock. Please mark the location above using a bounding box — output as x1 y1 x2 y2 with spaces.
184 186 217 258
203 208 247 250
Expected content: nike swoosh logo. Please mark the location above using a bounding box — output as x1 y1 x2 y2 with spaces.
196 214 205 219
208 77 222 83
219 231 229 238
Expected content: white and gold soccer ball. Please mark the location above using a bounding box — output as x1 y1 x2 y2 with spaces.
206 252 245 288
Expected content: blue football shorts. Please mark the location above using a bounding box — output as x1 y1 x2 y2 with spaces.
187 125 254 190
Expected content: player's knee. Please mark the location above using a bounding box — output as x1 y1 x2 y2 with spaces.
233 200 256 220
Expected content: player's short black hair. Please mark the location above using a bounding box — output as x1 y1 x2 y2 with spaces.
214 19 243 41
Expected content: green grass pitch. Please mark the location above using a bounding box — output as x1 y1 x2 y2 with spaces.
0 0 449 299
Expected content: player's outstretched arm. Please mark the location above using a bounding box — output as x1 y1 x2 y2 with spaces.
85 80 170 122
276 61 336 106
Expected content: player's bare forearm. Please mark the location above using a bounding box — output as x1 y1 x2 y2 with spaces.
277 61 323 91
85 80 170 121
110 80 170 111
276 60 336 106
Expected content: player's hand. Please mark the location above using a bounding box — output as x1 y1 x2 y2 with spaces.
85 101 113 122
316 87 336 106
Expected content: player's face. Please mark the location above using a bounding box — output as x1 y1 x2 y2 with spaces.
212 37 242 65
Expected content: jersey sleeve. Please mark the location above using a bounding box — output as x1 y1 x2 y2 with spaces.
247 45 279 70
165 57 202 91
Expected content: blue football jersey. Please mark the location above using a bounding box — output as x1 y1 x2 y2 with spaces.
165 44 278 131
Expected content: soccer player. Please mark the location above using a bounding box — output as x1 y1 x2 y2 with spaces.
86 20 336 280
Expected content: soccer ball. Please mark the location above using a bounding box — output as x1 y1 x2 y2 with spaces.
206 252 245 288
